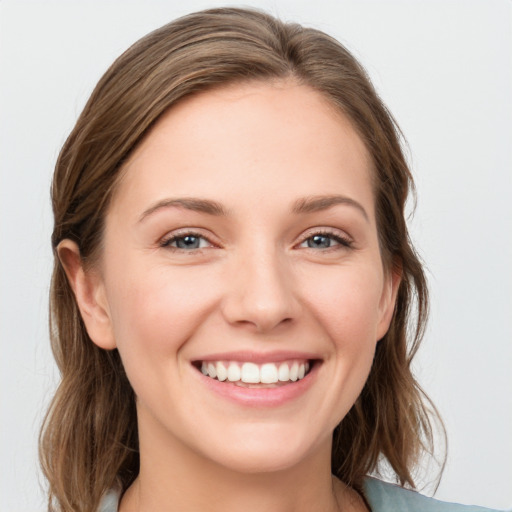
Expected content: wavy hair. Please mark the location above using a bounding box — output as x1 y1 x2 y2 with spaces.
40 8 443 511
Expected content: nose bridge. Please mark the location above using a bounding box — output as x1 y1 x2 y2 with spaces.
222 237 299 332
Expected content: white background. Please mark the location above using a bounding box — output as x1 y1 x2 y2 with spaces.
1 1 511 510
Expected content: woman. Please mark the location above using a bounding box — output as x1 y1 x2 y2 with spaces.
39 7 503 512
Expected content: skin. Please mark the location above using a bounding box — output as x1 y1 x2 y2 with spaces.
60 81 400 512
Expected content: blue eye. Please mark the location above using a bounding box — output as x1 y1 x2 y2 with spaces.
307 234 334 248
300 232 351 249
161 233 211 250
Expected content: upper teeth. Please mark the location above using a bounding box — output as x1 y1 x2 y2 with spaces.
200 360 310 384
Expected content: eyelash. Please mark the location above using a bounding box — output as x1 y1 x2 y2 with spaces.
159 229 353 252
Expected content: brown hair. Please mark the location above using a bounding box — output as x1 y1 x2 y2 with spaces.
40 7 442 511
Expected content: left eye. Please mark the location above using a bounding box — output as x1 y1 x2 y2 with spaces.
299 233 349 249
162 234 211 250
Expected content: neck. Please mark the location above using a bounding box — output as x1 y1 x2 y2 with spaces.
127 459 342 512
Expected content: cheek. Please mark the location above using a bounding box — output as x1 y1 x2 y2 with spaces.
105 261 220 373
300 262 385 409
304 264 384 345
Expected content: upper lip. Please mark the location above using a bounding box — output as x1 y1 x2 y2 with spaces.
192 350 322 364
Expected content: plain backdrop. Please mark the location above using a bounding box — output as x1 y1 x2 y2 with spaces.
1 1 511 510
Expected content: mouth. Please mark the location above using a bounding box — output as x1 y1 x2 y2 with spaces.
192 359 317 388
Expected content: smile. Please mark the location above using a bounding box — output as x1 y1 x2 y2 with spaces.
192 354 320 406
199 360 311 385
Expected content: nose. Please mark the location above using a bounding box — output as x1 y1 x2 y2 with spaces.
221 245 301 333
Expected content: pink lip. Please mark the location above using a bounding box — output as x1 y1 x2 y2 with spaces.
191 354 321 408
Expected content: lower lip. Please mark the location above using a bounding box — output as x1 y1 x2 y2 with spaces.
193 363 319 407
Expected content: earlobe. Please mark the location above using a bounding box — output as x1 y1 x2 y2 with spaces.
57 240 117 350
376 267 402 341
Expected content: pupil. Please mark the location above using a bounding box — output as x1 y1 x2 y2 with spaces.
177 236 199 249
309 235 330 248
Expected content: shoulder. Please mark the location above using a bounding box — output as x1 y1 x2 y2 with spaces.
97 487 121 512
363 477 504 512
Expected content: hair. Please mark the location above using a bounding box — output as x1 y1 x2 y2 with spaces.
40 7 443 512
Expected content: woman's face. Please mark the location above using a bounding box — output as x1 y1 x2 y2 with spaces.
80 82 398 473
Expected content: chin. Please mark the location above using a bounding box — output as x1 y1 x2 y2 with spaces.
195 424 326 475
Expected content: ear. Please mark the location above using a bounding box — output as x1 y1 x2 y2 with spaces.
57 239 117 350
376 265 402 341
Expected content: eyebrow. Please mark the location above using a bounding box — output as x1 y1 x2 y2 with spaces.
292 195 369 222
139 197 228 222
139 194 369 222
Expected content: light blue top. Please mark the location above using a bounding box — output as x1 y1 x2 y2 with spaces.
362 477 504 511
98 477 506 511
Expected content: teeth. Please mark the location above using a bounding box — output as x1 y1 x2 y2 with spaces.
227 362 241 382
289 362 299 381
216 361 227 381
207 363 217 379
278 362 289 382
260 363 278 384
241 362 259 383
200 360 310 384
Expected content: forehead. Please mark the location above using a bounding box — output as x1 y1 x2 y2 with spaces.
111 81 374 220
